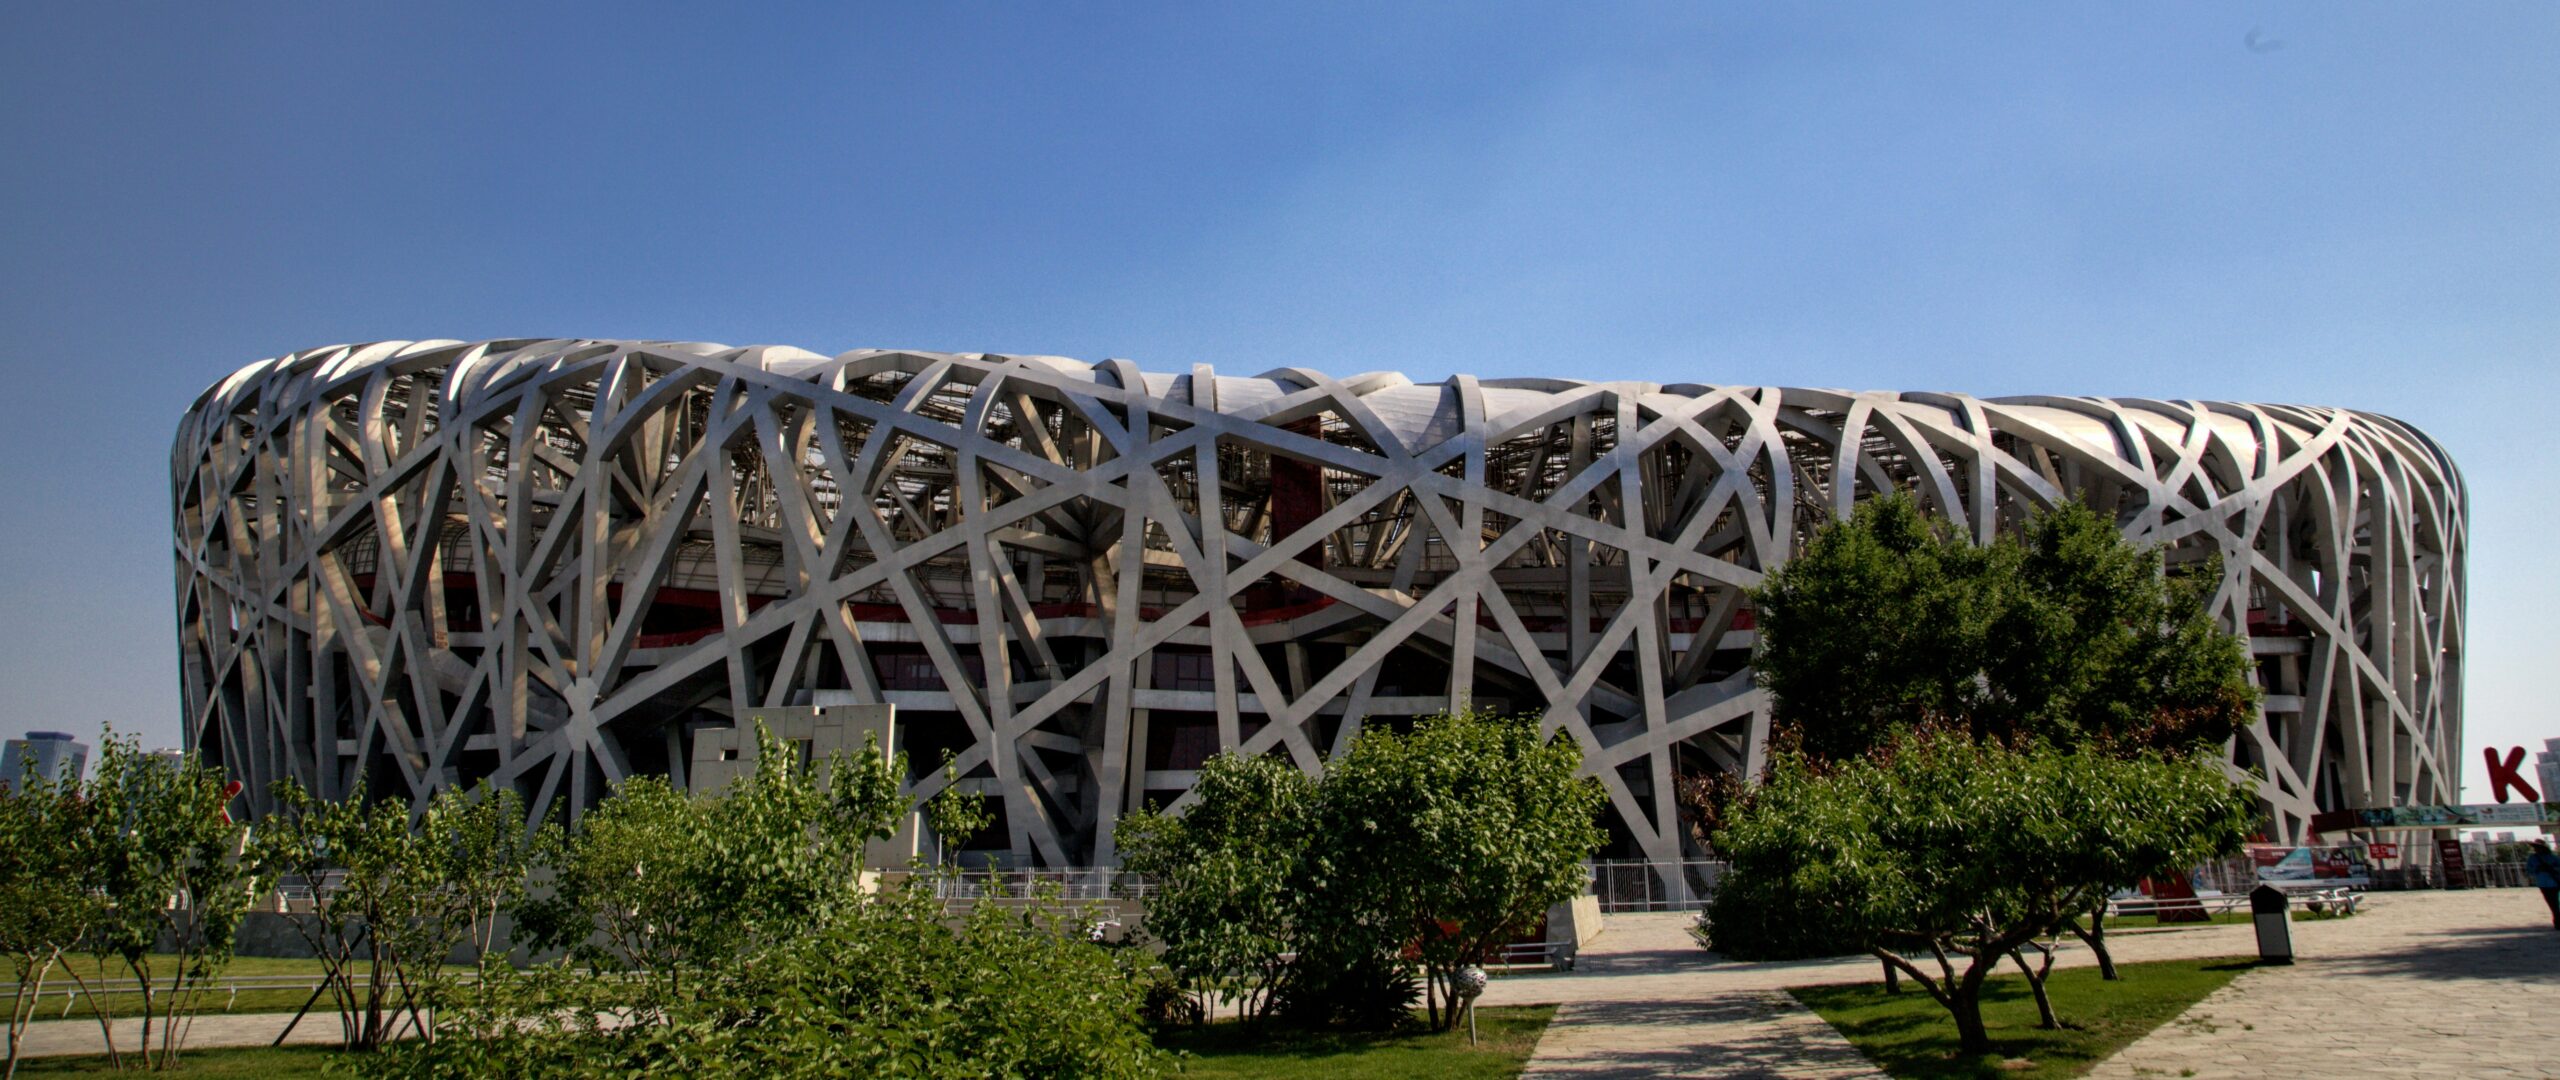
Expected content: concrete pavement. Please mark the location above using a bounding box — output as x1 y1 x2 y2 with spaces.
1499 889 2556 1079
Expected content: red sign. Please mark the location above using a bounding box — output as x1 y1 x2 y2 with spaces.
2146 875 2209 922
2369 842 2399 860
2483 746 2539 803
2436 838 2470 889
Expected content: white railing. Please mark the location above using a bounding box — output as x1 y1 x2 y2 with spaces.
1587 859 1728 913
928 868 1155 904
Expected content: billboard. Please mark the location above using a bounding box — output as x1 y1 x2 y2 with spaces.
2249 844 2369 886
2310 802 2560 835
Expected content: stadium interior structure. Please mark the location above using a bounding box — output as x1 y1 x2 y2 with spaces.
174 340 2466 869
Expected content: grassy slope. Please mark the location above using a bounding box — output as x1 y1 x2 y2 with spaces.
1154 1005 1556 1080
1793 956 2251 1080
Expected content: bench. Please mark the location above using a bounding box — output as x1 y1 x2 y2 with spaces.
2108 884 2361 920
1488 940 1576 971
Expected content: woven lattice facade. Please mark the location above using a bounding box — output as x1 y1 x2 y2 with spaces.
173 340 2466 866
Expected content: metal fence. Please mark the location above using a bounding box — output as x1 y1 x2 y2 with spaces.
1587 859 1728 912
929 868 1155 903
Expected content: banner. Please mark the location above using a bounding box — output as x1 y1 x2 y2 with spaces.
2310 802 2560 834
2249 845 2369 886
2436 837 2470 888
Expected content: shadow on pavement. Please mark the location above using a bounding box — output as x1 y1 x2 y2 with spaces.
2310 919 2560 984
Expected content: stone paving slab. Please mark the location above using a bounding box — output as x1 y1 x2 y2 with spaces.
2089 890 2560 1080
11 1010 358 1061
1503 889 2558 1080
1524 994 1884 1079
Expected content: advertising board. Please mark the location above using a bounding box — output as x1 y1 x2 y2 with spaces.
2249 845 2369 886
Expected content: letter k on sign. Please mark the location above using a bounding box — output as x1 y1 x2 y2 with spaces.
2483 746 2539 803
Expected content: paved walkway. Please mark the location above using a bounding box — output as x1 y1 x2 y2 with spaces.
10 1010 359 1061
2089 889 2559 1080
1506 914 1883 1078
1494 889 2559 1079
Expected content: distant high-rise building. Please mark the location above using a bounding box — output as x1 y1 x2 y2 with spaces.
2 731 90 790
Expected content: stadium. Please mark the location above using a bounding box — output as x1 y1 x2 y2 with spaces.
173 339 2466 870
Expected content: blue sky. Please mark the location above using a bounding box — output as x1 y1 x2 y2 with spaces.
2 3 2551 801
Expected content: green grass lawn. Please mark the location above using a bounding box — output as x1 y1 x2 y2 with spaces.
7 1046 340 1077
41 954 339 981
1153 1005 1555 1079
1792 956 2252 1079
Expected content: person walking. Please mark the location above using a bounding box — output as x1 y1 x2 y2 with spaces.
2527 839 2560 930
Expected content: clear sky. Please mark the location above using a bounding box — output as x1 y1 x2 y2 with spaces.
1 3 2551 802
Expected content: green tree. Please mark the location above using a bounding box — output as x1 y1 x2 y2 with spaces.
1115 752 1312 1020
2 769 101 1080
1294 710 1606 1032
920 751 993 866
419 783 542 978
81 734 261 1070
1706 731 2255 1053
1727 495 2259 979
514 721 904 1014
364 727 1160 1080
1749 496 2254 762
251 779 535 1052
363 880 1167 1080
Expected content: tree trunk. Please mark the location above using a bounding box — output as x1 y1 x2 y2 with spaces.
1882 954 1900 993
1947 990 1991 1054
2009 949 2058 1029
2068 908 2117 981
64 964 121 1070
1947 946 2010 1055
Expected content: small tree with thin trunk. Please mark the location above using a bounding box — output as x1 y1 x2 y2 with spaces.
419 783 541 979
252 779 528 1052
2 768 101 1080
1708 730 2254 1054
81 733 260 1070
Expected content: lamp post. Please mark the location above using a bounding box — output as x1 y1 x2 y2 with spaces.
1452 965 1488 1045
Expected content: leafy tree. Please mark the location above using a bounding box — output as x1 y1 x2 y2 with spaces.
365 727 1160 1080
514 721 904 1013
362 880 1167 1080
250 780 540 1052
1115 752 1312 1020
81 734 261 1070
419 783 542 978
1724 495 2258 979
920 752 993 866
1750 495 2253 762
1292 710 1605 1032
1706 731 2255 1053
2 768 100 1079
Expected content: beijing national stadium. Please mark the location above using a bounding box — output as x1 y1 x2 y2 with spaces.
172 339 2465 871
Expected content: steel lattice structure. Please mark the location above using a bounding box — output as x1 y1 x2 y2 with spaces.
174 340 2465 867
